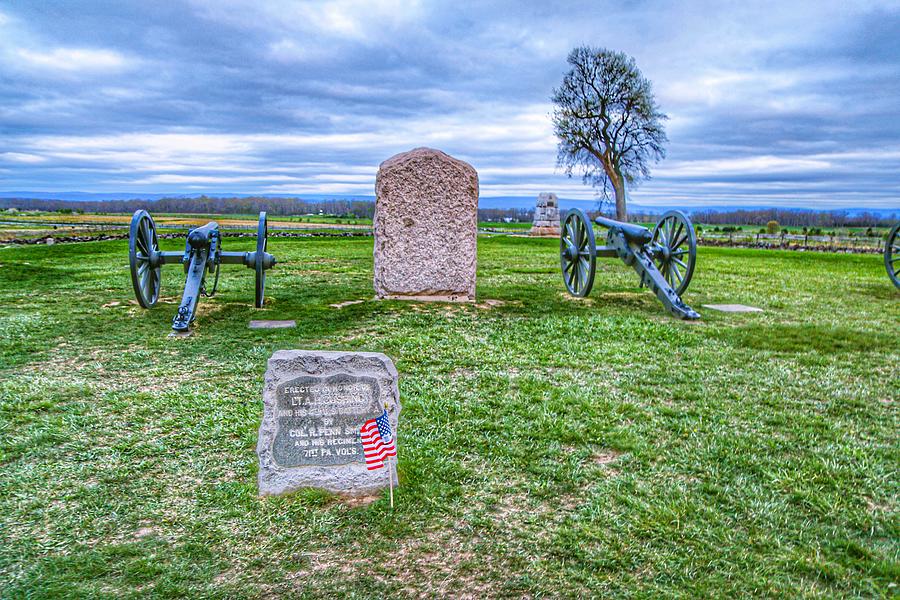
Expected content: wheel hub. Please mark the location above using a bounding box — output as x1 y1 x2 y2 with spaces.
659 243 671 261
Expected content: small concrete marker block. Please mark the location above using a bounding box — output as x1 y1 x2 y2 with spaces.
702 304 764 313
249 320 297 329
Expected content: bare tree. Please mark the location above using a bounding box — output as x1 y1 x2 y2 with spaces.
552 47 667 221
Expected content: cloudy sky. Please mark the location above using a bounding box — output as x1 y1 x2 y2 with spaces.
1 0 898 208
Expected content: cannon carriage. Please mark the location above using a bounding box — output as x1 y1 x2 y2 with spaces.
560 209 700 319
128 210 276 331
885 222 900 290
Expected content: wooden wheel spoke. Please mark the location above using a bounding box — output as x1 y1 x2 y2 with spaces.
673 257 687 269
140 219 151 247
675 222 685 246
136 232 148 255
575 219 585 250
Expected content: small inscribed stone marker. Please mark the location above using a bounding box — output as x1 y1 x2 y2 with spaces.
257 350 401 497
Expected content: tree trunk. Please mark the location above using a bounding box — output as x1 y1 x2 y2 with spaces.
613 178 627 221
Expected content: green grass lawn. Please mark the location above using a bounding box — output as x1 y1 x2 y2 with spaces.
0 235 897 598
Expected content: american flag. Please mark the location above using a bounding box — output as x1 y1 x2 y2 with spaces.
359 409 396 470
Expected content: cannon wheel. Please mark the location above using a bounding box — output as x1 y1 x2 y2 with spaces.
255 211 268 307
886 222 900 290
651 210 697 296
560 208 596 297
129 210 161 308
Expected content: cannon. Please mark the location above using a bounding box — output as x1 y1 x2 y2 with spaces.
886 222 900 289
128 210 276 331
560 209 700 319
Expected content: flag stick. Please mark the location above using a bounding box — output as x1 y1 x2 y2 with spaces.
388 457 394 509
383 402 394 509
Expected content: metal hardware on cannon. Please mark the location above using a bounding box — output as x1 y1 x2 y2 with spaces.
886 222 900 290
128 210 277 331
560 209 700 319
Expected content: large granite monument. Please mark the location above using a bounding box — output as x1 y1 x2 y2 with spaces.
373 147 478 302
529 192 561 237
257 350 400 497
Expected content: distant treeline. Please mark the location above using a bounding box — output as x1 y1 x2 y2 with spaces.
0 196 376 218
478 208 535 222
1 196 895 227
483 206 898 227
687 208 896 228
570 207 895 227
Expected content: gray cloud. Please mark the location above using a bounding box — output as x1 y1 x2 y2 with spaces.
0 0 898 208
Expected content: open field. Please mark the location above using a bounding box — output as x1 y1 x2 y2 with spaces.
0 234 897 598
0 213 370 242
3 211 892 255
1 212 535 241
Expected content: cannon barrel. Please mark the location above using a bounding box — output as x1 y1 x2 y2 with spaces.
594 216 652 245
187 221 219 249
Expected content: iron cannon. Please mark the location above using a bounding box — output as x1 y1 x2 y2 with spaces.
560 209 700 319
886 222 900 289
128 210 276 331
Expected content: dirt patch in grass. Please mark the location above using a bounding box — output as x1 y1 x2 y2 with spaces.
592 449 623 477
301 526 496 597
133 526 161 539
559 291 595 304
338 495 380 508
475 299 521 310
593 449 622 465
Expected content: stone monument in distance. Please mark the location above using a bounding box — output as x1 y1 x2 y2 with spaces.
257 350 400 497
374 147 478 302
529 192 561 237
